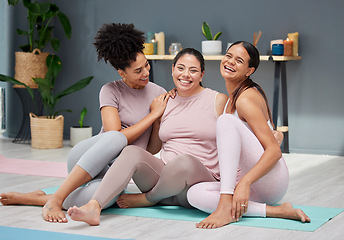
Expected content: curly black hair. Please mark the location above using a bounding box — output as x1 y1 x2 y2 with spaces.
94 23 145 70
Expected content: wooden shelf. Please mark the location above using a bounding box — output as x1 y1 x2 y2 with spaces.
146 55 302 61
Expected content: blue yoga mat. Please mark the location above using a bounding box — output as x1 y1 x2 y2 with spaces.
0 226 133 240
42 187 344 232
102 205 343 232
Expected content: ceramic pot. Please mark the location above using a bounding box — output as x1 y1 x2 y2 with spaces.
201 40 222 55
70 126 92 147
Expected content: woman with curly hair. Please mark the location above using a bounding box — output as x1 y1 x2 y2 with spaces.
0 23 167 223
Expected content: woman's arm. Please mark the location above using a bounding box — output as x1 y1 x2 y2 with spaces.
101 93 169 145
215 93 229 116
146 119 162 155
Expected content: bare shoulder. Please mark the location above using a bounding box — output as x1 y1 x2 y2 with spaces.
216 92 229 103
236 88 269 123
237 88 264 108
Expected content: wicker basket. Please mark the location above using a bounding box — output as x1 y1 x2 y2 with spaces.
14 49 49 89
30 113 64 149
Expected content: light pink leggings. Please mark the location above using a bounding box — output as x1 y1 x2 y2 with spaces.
187 114 289 217
91 145 217 209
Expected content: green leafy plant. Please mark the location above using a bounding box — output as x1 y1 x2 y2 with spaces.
32 54 93 118
0 75 34 100
1 55 93 118
202 22 222 41
78 107 87 128
8 0 72 52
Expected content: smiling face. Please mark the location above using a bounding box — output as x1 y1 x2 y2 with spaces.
220 43 255 83
172 54 204 97
119 52 150 89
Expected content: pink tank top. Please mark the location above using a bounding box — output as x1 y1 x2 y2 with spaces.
159 88 220 179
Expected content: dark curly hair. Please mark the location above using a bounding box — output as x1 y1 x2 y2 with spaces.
94 23 145 70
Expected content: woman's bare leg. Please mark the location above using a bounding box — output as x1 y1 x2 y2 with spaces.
266 202 311 222
42 165 92 223
68 145 165 226
188 182 310 229
67 199 101 226
43 131 127 223
196 194 236 229
0 190 50 206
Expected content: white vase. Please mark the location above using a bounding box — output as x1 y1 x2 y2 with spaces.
201 40 222 55
70 126 92 147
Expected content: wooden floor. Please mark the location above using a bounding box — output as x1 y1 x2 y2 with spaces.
1 135 344 240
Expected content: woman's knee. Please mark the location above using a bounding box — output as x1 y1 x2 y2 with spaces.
102 130 128 146
217 114 242 129
121 145 143 156
117 145 150 166
186 182 208 205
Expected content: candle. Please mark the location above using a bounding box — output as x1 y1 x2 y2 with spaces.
283 38 293 56
272 44 284 56
287 32 299 56
143 43 154 55
155 32 165 55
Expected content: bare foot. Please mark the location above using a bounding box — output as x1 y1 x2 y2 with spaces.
0 190 47 206
196 194 235 229
116 193 155 208
68 200 101 226
267 202 311 222
42 198 68 223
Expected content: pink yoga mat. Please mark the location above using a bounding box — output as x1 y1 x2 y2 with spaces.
0 154 67 178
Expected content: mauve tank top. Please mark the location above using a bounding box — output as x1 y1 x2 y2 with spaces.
159 88 220 179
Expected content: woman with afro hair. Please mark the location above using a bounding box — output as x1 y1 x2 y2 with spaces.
0 23 168 223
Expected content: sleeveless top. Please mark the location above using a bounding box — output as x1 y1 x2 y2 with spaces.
159 88 220 179
223 99 273 131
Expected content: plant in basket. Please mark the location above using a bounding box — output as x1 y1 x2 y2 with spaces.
32 54 93 118
30 54 93 149
8 0 72 88
1 54 93 148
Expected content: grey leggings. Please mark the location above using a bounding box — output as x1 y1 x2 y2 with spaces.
91 145 217 209
62 131 127 209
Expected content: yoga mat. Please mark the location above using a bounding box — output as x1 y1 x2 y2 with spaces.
0 154 67 178
103 205 343 232
0 226 133 240
42 186 344 232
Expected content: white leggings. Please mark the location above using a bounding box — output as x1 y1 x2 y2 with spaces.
62 131 127 209
187 114 289 217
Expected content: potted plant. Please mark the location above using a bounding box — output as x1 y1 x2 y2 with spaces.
0 54 93 149
8 0 72 88
201 22 223 55
70 107 93 147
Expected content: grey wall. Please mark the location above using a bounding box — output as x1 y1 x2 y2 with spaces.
1 0 344 155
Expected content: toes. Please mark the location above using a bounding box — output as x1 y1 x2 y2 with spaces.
67 207 73 216
196 222 205 229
